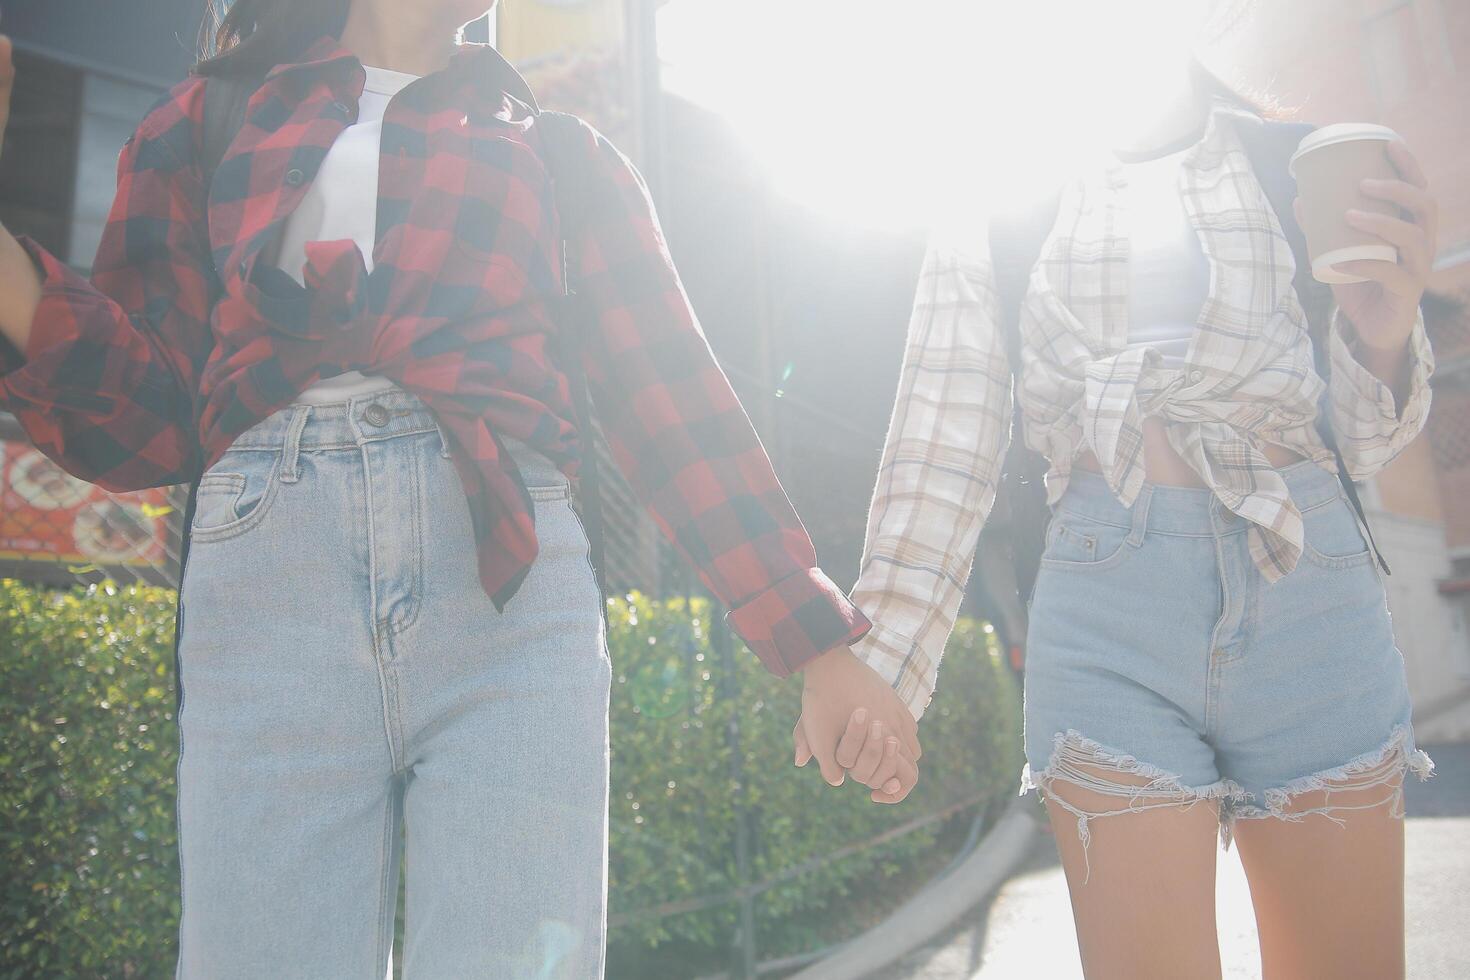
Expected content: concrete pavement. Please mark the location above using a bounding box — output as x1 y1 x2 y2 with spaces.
871 742 1470 979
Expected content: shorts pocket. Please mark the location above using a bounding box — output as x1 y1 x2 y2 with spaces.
1300 496 1372 569
1039 513 1135 572
190 451 282 542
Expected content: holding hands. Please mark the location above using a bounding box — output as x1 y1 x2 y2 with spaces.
793 646 922 804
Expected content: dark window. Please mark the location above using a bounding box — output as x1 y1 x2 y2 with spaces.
0 50 83 259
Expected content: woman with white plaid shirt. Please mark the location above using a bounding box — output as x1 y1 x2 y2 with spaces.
808 42 1442 980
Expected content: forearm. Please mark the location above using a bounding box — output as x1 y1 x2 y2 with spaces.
0 225 41 357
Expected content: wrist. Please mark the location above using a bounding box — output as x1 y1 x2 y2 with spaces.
1340 306 1414 355
800 644 855 680
0 228 42 355
1342 314 1414 408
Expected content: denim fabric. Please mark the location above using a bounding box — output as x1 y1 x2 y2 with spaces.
176 390 610 979
1021 460 1432 838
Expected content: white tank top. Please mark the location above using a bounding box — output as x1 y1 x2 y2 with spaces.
1119 145 1209 367
276 65 419 405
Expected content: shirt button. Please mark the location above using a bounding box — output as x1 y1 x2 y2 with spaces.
364 404 391 428
285 168 306 187
1189 369 1204 384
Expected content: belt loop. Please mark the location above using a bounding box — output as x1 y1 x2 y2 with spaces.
1128 483 1152 546
434 419 453 459
280 405 311 484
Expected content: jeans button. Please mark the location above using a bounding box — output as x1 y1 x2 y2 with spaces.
364 403 390 428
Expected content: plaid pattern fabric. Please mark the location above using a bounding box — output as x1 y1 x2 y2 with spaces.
852 104 1433 720
0 37 868 675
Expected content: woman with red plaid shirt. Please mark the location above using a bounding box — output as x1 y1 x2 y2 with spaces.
0 2 913 975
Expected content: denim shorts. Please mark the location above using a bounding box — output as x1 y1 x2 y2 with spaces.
1020 460 1433 850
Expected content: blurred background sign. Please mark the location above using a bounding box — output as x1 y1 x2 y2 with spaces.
0 416 181 587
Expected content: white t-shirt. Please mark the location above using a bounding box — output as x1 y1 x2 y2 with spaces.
277 65 419 405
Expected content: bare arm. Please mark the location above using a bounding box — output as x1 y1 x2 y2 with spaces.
0 33 42 355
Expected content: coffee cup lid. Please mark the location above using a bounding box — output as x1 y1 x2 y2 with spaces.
1290 123 1401 176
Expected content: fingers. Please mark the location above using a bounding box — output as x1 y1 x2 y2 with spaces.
1360 177 1437 228
794 713 848 786
865 736 902 795
816 746 847 787
833 707 870 770
1386 139 1429 190
1360 177 1439 264
793 720 812 768
871 749 920 804
847 719 888 784
899 716 922 761
1344 209 1433 281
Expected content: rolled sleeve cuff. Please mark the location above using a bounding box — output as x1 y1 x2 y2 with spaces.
849 623 937 722
1328 307 1434 423
1328 308 1434 455
1 238 103 411
725 567 871 678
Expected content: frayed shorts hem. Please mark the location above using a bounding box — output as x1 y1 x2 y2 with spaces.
1019 723 1434 878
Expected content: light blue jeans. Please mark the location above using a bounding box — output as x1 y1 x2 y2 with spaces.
1021 461 1433 858
176 391 611 978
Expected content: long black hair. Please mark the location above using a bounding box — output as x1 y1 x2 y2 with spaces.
194 0 351 76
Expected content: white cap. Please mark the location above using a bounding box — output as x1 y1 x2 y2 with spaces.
1290 123 1401 176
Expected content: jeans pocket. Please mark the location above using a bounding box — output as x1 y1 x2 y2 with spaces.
190 450 282 542
1300 496 1372 569
1039 513 1134 572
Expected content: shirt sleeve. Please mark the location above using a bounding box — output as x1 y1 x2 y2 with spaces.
1325 306 1434 482
561 121 869 677
848 227 1013 720
0 78 214 491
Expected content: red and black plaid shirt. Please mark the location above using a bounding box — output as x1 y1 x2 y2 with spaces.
0 37 867 675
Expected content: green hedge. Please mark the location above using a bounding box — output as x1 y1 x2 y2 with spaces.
1 580 1021 978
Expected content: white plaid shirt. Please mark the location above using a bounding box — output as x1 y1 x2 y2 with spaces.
851 104 1435 720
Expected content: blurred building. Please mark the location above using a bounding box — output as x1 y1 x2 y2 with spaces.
1223 0 1470 740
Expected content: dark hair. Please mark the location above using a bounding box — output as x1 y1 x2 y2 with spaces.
194 0 351 76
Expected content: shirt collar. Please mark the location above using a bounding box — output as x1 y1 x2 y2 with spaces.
265 34 540 113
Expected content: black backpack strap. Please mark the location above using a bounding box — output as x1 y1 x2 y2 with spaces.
986 191 1062 605
530 110 610 612
989 192 1062 375
1239 117 1392 576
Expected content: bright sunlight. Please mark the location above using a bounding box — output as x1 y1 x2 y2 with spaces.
657 0 1221 232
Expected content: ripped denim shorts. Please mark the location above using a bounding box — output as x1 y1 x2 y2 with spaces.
1020 461 1433 854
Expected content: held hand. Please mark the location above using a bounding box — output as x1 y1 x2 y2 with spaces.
793 647 921 804
795 708 917 804
1297 140 1439 352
